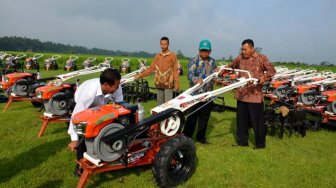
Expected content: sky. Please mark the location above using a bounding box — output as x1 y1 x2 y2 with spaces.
0 0 335 64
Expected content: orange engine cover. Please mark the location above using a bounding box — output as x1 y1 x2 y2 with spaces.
35 84 73 100
322 90 336 103
272 80 289 89
294 84 318 94
72 104 131 138
0 72 33 90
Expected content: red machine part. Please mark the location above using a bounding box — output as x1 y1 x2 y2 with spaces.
0 72 34 90
72 104 131 138
294 84 318 94
322 90 336 103
271 80 289 89
35 84 73 100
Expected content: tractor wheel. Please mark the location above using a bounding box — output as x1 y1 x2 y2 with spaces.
327 100 336 114
262 84 268 93
93 123 125 162
153 135 196 187
48 92 70 116
12 79 32 96
299 90 316 106
274 85 288 99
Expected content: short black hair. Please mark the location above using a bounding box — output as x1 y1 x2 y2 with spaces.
242 39 254 47
100 68 121 85
160 37 169 44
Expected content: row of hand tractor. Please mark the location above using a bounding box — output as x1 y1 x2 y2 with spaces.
263 67 336 137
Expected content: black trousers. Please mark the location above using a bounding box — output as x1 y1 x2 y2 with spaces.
75 137 87 169
183 101 213 140
236 101 266 148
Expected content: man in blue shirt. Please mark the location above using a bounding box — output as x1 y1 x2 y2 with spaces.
183 40 217 144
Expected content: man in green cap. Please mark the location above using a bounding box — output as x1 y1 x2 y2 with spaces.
183 39 217 144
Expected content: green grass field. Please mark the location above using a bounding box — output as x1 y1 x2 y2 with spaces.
1 55 336 187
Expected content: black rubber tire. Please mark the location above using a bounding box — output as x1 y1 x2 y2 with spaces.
153 135 196 187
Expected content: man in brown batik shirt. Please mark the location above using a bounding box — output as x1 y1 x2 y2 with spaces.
228 39 276 149
134 37 179 105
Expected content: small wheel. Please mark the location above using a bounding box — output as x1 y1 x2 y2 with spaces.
299 90 316 106
48 92 70 116
262 83 269 93
160 115 181 136
12 79 33 96
327 100 336 114
153 136 196 187
274 85 288 98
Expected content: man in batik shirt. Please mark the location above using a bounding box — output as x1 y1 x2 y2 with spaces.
229 39 276 149
135 37 179 105
183 39 217 145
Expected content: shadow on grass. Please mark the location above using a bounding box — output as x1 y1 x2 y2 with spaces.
49 123 69 135
0 137 68 183
86 165 152 188
36 180 63 188
206 115 234 139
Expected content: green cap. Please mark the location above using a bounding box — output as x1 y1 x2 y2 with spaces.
199 40 211 50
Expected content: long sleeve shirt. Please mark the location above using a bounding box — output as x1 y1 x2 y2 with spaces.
187 55 217 91
136 51 179 90
229 53 276 103
67 78 123 141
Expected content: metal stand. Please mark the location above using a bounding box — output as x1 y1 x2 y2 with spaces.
38 115 69 137
3 95 41 112
76 156 153 188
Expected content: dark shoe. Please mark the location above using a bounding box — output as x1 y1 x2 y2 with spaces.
197 139 210 145
253 146 265 150
74 166 83 177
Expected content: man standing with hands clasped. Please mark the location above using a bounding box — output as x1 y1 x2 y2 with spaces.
228 39 276 149
134 37 179 105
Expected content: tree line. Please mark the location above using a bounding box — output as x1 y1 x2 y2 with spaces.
0 36 156 57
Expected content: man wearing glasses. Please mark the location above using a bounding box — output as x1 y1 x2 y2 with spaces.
183 40 217 145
